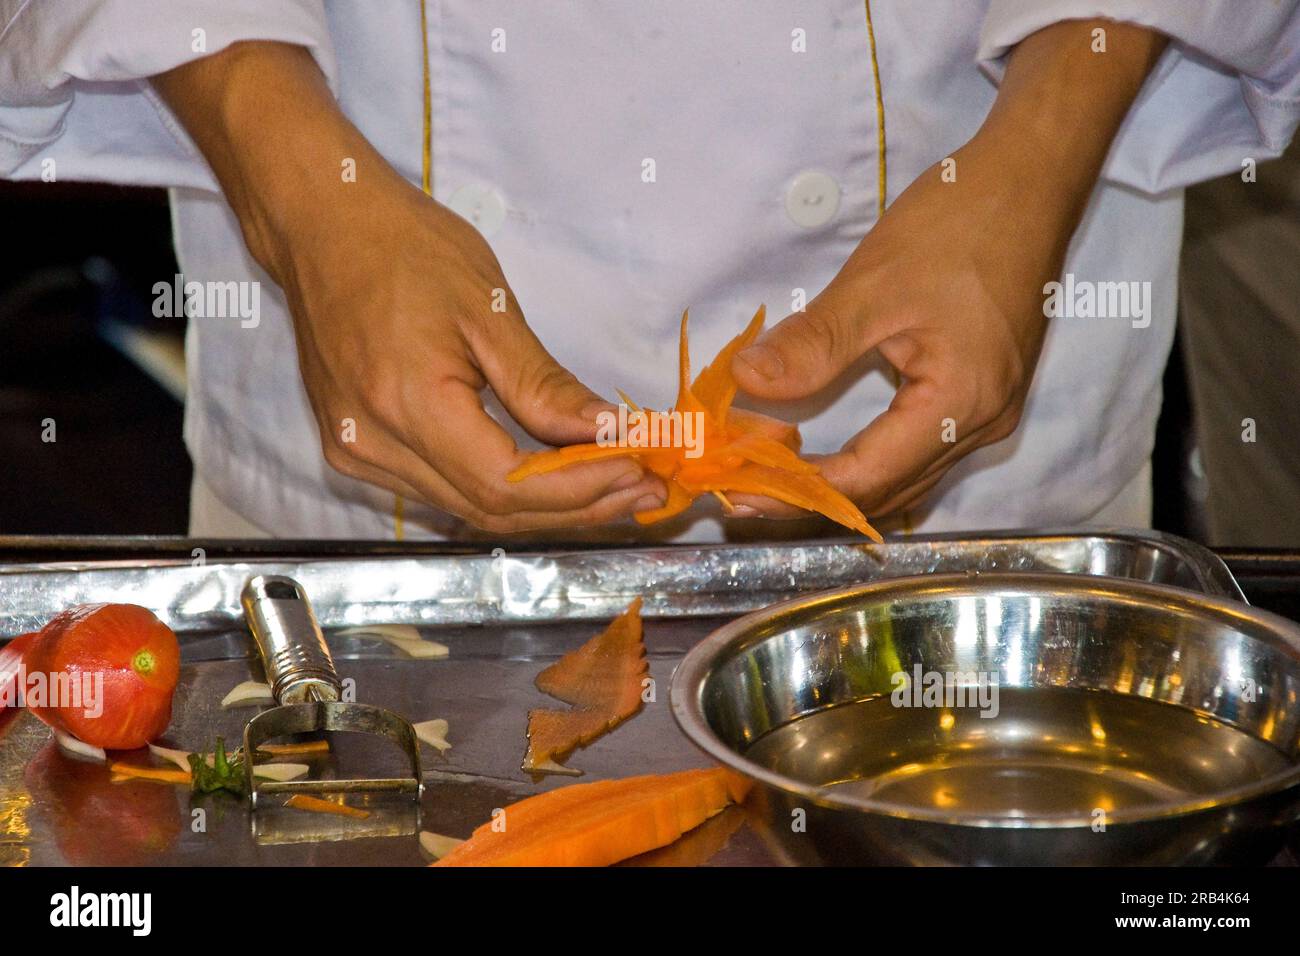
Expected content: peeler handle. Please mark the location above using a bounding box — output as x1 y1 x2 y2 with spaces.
241 575 342 705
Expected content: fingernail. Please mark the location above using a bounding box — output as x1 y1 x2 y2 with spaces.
727 504 759 518
610 467 644 491
735 344 784 380
581 400 619 423
634 493 666 512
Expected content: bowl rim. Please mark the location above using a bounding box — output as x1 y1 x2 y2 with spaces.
669 571 1300 829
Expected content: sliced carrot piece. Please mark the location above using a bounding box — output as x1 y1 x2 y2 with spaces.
507 307 883 540
506 443 640 482
433 767 751 867
108 762 191 786
723 431 819 474
619 803 745 867
691 304 766 424
283 794 371 820
522 598 647 771
256 741 331 758
727 407 802 451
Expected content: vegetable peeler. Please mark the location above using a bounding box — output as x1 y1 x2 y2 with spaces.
240 574 424 808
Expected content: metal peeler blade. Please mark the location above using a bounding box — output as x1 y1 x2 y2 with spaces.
240 574 424 810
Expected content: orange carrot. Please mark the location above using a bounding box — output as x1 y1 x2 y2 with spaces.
283 794 371 819
433 767 751 867
108 762 192 786
507 307 883 541
256 741 331 758
523 598 647 771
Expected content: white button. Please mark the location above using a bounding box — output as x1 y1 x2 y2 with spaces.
447 183 508 237
785 170 841 229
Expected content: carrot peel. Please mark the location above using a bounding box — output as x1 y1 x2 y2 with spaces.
522 598 647 773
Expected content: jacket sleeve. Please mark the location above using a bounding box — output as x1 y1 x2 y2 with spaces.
0 0 336 188
978 0 1300 192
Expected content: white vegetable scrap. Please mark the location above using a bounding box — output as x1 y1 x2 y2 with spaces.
54 730 106 763
418 830 465 861
413 718 452 752
251 763 309 782
148 743 193 771
523 755 583 777
336 625 449 659
147 743 306 781
221 680 274 708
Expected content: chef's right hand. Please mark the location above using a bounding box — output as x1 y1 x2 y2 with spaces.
153 42 664 532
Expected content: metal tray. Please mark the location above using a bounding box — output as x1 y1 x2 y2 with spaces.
0 529 1249 867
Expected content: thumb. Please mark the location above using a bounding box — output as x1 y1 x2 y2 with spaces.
471 317 615 447
732 294 879 400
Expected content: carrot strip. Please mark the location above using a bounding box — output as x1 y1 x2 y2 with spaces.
256 741 331 758
108 762 191 786
691 304 766 423
506 443 640 482
284 794 371 820
434 767 751 867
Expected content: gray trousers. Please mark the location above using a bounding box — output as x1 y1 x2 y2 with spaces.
1179 141 1300 547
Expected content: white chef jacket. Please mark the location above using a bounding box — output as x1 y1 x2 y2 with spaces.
3 1 1298 541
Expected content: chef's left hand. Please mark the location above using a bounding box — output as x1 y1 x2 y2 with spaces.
729 18 1165 520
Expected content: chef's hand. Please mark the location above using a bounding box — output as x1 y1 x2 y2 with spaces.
730 19 1166 520
154 42 664 532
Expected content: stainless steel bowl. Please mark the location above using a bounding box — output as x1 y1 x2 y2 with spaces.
671 573 1300 865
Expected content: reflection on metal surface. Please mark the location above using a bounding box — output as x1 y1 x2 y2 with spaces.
672 572 1300 865
0 789 32 867
252 798 419 846
0 532 1266 867
0 530 1244 637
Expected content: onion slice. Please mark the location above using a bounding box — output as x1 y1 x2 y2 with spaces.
252 762 309 782
148 743 193 771
419 830 465 860
337 625 449 659
222 680 274 708
413 718 451 752
54 730 106 763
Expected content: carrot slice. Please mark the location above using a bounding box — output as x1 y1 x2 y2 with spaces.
108 763 192 786
506 306 882 540
284 794 371 820
433 767 751 867
506 443 640 482
726 407 802 451
522 598 647 771
691 305 766 424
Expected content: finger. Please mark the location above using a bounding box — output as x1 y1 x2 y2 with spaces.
724 491 811 520
327 416 668 532
465 307 614 447
410 379 654 516
814 379 960 509
731 290 884 401
871 463 952 517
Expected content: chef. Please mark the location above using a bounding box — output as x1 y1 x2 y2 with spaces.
2 2 1297 541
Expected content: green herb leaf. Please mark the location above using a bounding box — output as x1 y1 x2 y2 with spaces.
189 737 247 795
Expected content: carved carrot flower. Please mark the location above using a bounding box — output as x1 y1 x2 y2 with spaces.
508 306 883 541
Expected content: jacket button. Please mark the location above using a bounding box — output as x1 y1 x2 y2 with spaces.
785 170 841 228
447 183 507 237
